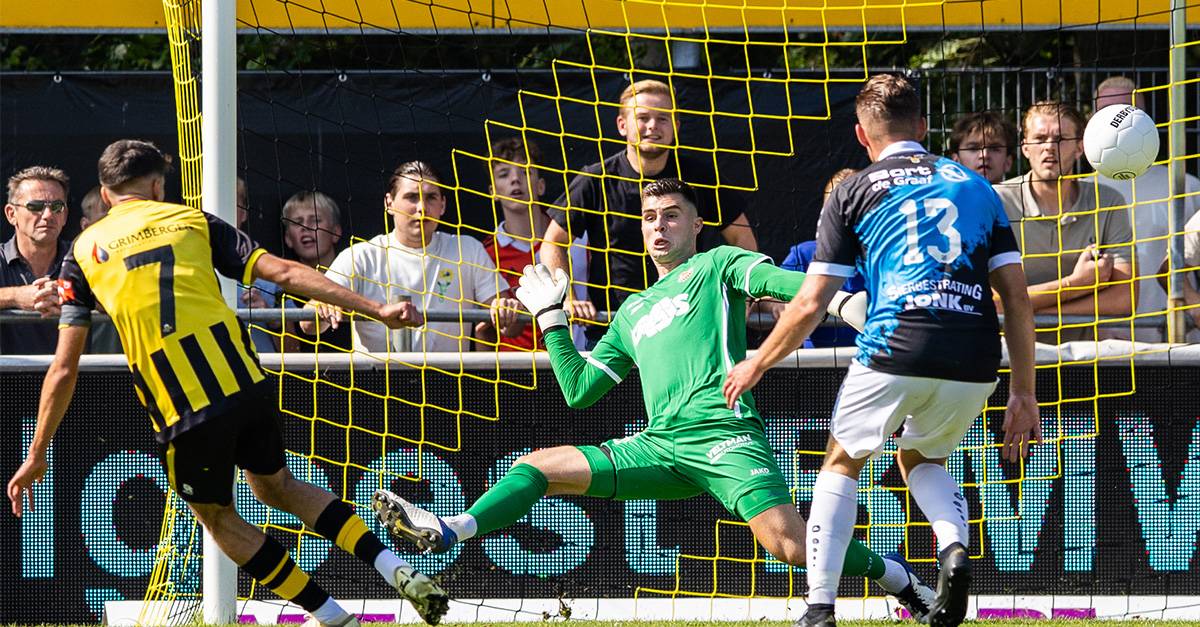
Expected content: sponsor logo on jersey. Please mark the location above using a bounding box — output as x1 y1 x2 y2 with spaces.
938 161 971 183
106 223 196 251
890 278 985 313
886 277 984 301
903 291 977 313
677 268 694 283
630 293 691 347
91 242 109 263
868 165 934 191
56 279 75 302
707 434 752 464
750 467 770 477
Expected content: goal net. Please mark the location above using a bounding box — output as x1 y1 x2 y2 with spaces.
139 0 1198 623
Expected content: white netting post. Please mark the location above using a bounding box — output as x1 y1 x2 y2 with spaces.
201 0 239 620
1168 0 1189 343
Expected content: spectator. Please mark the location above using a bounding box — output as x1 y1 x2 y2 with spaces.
0 166 70 354
542 79 758 347
480 137 589 350
1159 210 1200 341
281 189 352 352
758 168 865 348
994 100 1135 343
306 161 524 352
1092 76 1200 342
79 185 109 231
283 189 343 269
77 186 122 354
950 111 1019 184
233 177 282 353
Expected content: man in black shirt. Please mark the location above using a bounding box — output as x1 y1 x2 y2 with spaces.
542 79 757 345
0 166 71 354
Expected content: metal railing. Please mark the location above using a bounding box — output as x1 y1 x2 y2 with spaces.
0 307 1173 333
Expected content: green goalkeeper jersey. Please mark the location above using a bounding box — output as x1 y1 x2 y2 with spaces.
545 246 805 432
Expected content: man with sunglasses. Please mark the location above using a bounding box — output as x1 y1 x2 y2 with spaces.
1 166 72 354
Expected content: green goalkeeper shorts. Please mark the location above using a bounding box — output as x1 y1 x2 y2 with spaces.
578 427 794 522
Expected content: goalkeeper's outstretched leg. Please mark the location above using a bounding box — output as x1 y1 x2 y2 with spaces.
374 444 934 622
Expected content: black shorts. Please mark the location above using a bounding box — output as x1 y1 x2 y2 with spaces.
159 391 288 505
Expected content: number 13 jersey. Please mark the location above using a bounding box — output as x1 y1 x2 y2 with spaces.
59 200 269 442
810 144 1022 382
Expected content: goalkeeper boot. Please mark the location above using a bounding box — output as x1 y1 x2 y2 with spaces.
927 542 972 627
390 564 450 626
302 613 361 627
883 552 935 623
793 603 836 627
372 489 458 554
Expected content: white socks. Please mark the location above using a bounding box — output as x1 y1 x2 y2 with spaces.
374 550 409 581
877 556 911 593
444 513 478 541
309 596 351 623
906 463 968 552
806 471 859 606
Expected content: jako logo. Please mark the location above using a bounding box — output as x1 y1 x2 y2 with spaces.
631 293 691 347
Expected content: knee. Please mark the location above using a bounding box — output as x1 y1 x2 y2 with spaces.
512 450 547 471
191 502 240 535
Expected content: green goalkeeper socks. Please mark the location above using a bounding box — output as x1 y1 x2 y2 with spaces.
464 463 549 537
842 539 887 580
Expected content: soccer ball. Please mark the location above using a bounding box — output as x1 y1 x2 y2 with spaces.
1083 104 1160 180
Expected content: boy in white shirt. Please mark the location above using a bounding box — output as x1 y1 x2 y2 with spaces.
305 161 523 352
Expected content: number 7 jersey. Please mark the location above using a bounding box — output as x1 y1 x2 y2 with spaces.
59 200 269 442
810 146 1022 383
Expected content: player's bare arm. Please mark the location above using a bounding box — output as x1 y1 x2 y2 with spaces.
254 253 424 330
991 262 1041 462
7 324 89 516
542 220 597 321
723 274 845 408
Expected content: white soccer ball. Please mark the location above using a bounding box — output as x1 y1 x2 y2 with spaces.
1084 104 1160 180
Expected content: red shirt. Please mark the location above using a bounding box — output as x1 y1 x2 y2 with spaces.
482 221 589 352
482 227 541 351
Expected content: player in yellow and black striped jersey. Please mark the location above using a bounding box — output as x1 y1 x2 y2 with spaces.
59 196 269 441
7 140 448 627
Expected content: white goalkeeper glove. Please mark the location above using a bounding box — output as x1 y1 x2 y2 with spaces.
515 264 570 334
826 290 867 332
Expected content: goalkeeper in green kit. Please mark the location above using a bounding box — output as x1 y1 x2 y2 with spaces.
373 178 935 621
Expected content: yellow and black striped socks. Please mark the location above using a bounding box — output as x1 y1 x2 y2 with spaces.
241 534 328 612
313 499 408 580
314 499 389 564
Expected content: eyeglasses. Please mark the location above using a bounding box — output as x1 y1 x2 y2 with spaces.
15 200 67 214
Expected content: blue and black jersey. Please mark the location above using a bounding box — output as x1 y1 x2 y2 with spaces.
810 142 1022 382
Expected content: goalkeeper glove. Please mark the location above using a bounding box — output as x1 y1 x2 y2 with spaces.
515 264 570 334
826 290 867 332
